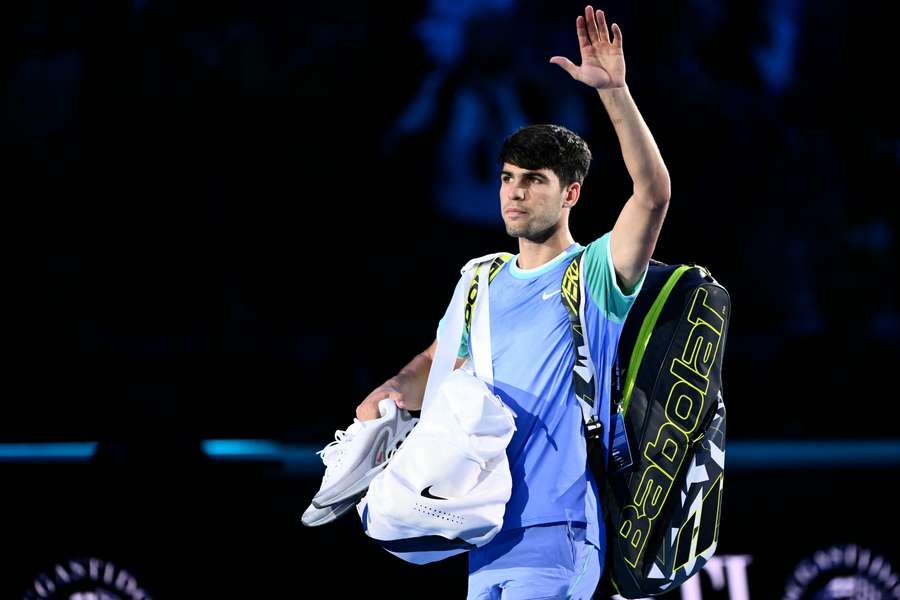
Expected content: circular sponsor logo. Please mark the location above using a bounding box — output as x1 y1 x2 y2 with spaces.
23 557 153 600
783 544 900 600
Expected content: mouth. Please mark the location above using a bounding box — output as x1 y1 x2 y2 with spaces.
504 209 528 217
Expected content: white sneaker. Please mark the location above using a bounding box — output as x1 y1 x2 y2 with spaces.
311 398 418 508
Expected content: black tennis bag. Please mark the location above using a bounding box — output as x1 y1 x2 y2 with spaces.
601 260 730 598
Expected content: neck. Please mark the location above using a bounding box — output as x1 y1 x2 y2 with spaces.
516 227 576 270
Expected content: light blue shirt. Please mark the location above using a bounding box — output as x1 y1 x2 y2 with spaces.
439 232 646 548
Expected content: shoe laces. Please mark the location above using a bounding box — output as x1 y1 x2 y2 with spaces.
317 420 365 474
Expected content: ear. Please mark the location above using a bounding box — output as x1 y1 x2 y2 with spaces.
562 182 581 208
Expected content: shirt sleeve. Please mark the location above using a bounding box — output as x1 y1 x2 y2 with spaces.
582 231 647 323
436 315 469 359
435 279 469 358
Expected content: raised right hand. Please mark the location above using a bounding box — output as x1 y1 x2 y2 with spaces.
550 6 626 91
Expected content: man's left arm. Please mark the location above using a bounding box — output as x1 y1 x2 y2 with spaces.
600 85 670 294
551 5 670 294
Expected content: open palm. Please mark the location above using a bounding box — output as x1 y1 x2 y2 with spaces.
550 6 625 90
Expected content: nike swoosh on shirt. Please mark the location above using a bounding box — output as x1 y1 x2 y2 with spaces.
420 485 448 500
541 289 562 300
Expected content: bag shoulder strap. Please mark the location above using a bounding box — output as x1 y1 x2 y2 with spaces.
422 251 510 415
463 253 513 337
559 250 603 441
459 252 513 275
455 252 513 388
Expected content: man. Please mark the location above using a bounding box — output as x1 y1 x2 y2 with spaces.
355 6 669 598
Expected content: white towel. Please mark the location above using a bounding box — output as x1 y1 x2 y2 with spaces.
358 368 516 564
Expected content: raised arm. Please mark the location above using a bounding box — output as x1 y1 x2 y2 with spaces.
551 5 670 293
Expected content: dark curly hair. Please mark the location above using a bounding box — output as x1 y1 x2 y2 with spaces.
499 124 592 187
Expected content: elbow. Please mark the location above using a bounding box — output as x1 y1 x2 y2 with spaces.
656 185 671 209
651 167 671 205
636 173 671 209
651 186 671 210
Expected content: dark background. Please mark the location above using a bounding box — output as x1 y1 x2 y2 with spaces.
2 0 897 597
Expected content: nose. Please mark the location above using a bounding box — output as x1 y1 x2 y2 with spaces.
507 182 526 201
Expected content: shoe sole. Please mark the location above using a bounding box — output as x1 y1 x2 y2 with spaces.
312 460 388 509
301 495 360 527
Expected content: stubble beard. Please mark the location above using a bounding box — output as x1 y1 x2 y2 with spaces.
505 215 559 244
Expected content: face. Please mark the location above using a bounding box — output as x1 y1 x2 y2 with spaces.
499 163 575 242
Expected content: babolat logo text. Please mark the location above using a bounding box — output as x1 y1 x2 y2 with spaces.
618 287 725 568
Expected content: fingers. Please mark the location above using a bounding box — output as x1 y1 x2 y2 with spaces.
356 402 380 421
576 15 591 50
611 22 623 48
549 56 579 79
584 6 602 45
376 390 404 408
357 387 404 419
595 8 610 43
584 6 617 46
391 392 407 409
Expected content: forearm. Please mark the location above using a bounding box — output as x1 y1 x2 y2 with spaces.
357 350 432 420
391 351 433 409
597 86 670 202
